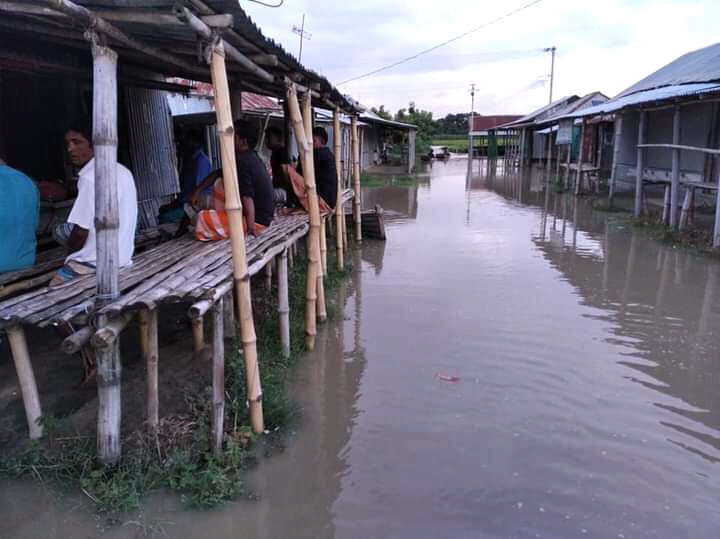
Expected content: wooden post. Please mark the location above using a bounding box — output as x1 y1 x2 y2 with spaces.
555 142 562 188
608 115 623 203
139 309 159 432
223 289 234 339
574 120 586 195
211 297 225 453
662 185 671 225
286 84 321 350
713 172 720 248
518 128 526 168
679 186 694 231
6 326 42 439
634 110 646 217
351 115 362 242
278 249 290 357
191 314 204 353
670 105 681 229
264 259 273 290
303 92 327 324
210 42 263 433
92 41 122 465
545 132 552 183
333 108 345 271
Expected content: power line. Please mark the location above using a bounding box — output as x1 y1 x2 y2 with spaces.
337 0 548 86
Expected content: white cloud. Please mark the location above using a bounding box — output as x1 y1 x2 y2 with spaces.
242 0 720 118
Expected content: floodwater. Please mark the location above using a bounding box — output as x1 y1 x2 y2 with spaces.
3 156 720 538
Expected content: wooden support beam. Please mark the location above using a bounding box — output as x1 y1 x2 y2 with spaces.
91 40 122 465
39 0 207 79
714 172 720 248
250 53 279 67
223 290 235 339
670 105 681 229
212 297 225 454
320 216 328 276
634 110 646 217
61 326 93 354
333 108 345 271
351 115 362 242
92 312 133 348
278 249 290 358
174 5 274 84
609 115 623 203
210 42 263 433
574 120 586 195
287 84 320 350
139 309 159 432
6 326 43 440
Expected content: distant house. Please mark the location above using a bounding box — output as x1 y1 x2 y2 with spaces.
469 115 523 136
563 41 720 237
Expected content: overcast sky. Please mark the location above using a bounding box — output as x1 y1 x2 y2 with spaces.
242 0 719 118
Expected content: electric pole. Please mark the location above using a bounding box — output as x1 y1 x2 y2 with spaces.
292 14 312 62
544 46 556 104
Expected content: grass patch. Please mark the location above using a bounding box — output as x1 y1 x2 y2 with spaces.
629 216 720 258
0 245 353 518
360 172 417 187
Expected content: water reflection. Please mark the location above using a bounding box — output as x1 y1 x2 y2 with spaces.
476 160 720 465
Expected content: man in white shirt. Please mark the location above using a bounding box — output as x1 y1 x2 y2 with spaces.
50 127 138 286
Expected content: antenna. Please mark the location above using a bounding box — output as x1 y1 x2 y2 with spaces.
291 14 312 62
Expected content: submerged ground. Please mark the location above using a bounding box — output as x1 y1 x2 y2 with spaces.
2 157 720 538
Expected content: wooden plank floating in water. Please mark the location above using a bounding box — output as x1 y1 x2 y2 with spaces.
346 205 386 240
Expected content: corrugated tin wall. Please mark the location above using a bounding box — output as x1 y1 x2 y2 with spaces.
125 87 180 229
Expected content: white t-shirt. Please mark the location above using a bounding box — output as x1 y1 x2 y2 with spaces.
67 158 138 267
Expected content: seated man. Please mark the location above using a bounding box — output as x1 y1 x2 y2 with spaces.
297 126 338 209
264 125 293 207
190 120 274 240
0 148 39 273
51 126 138 286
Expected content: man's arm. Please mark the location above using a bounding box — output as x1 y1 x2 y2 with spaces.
242 196 256 236
190 169 221 205
67 225 88 253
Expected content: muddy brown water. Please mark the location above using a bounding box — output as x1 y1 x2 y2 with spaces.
2 157 720 538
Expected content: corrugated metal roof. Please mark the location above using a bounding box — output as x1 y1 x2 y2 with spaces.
499 95 579 128
559 83 720 119
360 110 417 130
540 91 609 124
0 0 357 111
618 42 720 97
472 115 523 131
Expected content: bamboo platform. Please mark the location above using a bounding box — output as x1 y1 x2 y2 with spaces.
0 189 355 445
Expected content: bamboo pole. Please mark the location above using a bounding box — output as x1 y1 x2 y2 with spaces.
670 105 681 229
278 249 290 357
574 120 586 195
333 108 345 271
6 326 43 439
713 171 720 248
210 42 263 433
264 260 273 290
91 41 122 465
92 312 133 348
564 140 572 189
351 116 362 242
608 115 623 204
303 91 327 324
287 85 320 349
223 290 234 339
139 309 159 432
320 216 328 275
635 110 646 217
61 326 93 354
212 297 225 453
191 314 205 353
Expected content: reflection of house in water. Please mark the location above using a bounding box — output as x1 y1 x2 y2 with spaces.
531 198 720 462
361 185 419 220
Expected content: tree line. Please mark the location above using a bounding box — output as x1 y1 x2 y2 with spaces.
371 105 470 153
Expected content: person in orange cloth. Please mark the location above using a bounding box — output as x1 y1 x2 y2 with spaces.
189 121 274 240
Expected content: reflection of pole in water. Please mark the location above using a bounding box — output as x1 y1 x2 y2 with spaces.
697 263 718 336
552 190 558 230
540 180 551 241
655 249 673 316
620 232 637 315
602 219 610 298
572 194 578 250
352 247 362 359
561 193 567 239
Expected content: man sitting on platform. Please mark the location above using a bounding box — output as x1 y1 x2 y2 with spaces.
0 147 39 273
297 126 338 209
50 126 138 286
190 120 274 240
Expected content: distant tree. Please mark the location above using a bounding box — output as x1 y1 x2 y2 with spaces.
436 113 470 136
394 106 435 154
370 105 392 120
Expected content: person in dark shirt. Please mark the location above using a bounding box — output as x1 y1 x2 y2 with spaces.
190 120 274 237
311 126 337 209
265 125 300 208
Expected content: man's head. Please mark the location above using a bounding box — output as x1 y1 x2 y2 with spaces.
183 129 205 154
234 120 258 153
0 142 6 165
64 125 94 168
265 126 284 150
312 126 328 149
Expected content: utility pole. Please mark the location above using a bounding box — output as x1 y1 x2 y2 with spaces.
468 83 476 164
292 14 312 62
544 46 556 104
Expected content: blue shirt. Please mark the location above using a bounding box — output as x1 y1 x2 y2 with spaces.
180 149 213 200
0 164 39 273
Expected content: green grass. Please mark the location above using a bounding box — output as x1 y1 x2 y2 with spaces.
626 215 720 258
0 247 353 517
360 172 417 187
